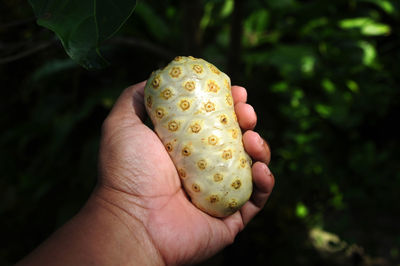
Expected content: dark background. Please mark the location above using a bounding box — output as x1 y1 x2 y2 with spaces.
1 0 399 265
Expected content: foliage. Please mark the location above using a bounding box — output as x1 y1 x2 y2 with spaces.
1 0 399 265
28 0 137 69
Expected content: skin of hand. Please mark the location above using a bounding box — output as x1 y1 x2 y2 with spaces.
96 81 274 265
17 81 274 266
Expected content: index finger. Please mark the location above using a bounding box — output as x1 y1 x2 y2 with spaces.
108 81 147 124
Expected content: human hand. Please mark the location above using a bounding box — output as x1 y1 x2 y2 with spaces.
95 81 275 265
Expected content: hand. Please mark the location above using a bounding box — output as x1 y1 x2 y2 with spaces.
96 81 275 265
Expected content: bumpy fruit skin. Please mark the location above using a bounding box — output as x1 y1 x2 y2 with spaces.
144 56 252 217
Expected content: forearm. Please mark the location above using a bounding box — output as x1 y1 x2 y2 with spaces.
17 191 164 266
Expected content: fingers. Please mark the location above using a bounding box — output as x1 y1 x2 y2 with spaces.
231 86 247 104
107 81 147 125
240 162 275 225
235 103 257 130
232 86 256 130
230 85 273 226
232 85 270 164
243 131 271 165
222 163 275 233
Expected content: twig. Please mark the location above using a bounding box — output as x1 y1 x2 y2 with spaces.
182 0 203 56
0 40 27 51
110 36 176 60
228 0 245 80
0 40 55 64
0 17 36 29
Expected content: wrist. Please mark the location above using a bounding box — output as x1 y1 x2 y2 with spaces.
87 186 165 266
18 186 165 266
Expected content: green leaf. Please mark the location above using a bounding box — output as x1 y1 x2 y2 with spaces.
200 2 214 30
346 80 359 93
321 78 336 93
135 2 169 41
362 23 391 36
329 184 346 210
358 0 395 15
250 45 316 78
295 202 308 218
358 41 376 66
28 0 136 69
339 17 391 36
339 17 372 28
315 104 332 118
300 17 328 35
220 0 234 18
271 81 289 93
243 9 270 47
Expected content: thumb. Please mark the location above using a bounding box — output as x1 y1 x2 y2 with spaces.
108 81 147 125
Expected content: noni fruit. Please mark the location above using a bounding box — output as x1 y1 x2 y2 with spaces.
144 56 253 217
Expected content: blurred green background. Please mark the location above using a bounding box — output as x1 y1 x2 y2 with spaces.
1 0 399 265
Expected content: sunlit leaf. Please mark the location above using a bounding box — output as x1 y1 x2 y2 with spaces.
220 0 234 18
362 23 390 36
339 17 371 28
301 55 315 74
358 41 376 66
339 17 391 36
200 2 214 30
296 202 308 218
271 81 289 93
321 78 336 93
315 104 332 118
243 9 269 47
359 0 395 14
346 80 359 93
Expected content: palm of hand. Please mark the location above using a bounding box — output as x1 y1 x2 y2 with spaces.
101 119 239 264
98 82 273 265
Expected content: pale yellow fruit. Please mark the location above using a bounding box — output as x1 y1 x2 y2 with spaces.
144 56 252 217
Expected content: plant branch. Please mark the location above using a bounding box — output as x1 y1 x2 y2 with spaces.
0 17 36 29
110 36 176 60
0 40 55 64
181 0 203 56
228 0 245 81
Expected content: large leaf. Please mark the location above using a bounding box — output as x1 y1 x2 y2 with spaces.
29 0 136 69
